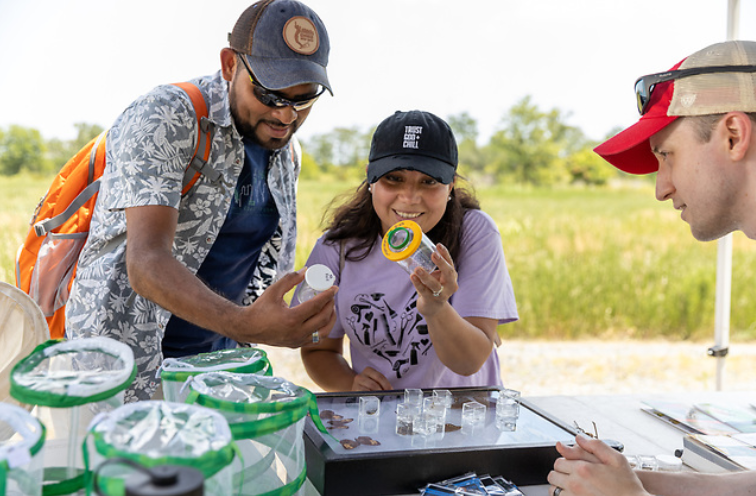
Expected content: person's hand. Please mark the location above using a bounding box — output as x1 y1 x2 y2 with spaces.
233 269 337 348
351 366 392 391
547 434 649 496
411 243 458 317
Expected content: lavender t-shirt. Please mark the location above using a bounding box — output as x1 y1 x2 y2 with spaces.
293 209 518 389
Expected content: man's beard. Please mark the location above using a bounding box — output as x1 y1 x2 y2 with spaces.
230 96 300 150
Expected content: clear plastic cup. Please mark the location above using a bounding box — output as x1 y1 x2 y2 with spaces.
404 388 423 406
496 401 519 431
432 389 453 409
395 402 417 436
359 396 381 417
422 398 446 436
461 401 486 435
496 388 520 431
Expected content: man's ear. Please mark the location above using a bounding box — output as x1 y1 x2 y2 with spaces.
723 111 753 161
220 48 237 82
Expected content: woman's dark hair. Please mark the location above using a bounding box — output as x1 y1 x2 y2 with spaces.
323 175 480 263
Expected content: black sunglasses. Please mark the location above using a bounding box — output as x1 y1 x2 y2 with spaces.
236 53 325 112
635 64 756 115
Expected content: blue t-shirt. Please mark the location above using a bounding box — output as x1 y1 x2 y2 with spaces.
162 139 280 357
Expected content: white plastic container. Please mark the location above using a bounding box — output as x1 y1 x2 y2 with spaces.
86 401 236 496
10 336 135 495
158 347 272 403
296 264 336 302
0 403 46 496
186 372 319 496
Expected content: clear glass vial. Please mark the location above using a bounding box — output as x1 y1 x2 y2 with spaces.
297 264 335 302
381 220 438 275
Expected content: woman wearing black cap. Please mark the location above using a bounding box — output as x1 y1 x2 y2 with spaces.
293 110 519 391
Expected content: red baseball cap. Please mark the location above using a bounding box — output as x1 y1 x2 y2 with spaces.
595 41 756 175
593 61 683 175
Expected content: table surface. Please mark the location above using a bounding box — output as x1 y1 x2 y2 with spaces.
301 390 756 496
40 391 756 496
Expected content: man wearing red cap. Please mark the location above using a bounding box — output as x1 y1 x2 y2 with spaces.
548 40 756 496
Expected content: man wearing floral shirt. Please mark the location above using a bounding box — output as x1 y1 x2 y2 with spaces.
66 0 337 401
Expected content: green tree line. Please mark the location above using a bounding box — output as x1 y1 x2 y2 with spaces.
1 97 625 185
301 97 623 185
0 123 105 176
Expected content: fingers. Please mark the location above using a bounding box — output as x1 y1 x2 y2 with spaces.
353 367 392 391
416 244 457 287
433 243 454 267
575 434 621 465
556 439 601 463
268 268 307 298
546 468 566 496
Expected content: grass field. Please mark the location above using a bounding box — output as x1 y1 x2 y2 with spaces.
3 173 756 342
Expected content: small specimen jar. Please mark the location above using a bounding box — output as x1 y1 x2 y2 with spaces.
404 388 424 407
423 397 447 434
395 402 417 436
461 401 486 434
297 264 335 302
496 388 521 431
381 220 438 275
359 396 381 417
432 389 453 409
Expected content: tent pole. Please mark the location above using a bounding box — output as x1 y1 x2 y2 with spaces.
709 0 739 392
711 235 732 391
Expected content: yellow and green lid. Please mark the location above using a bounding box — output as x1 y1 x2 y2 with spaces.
381 220 422 262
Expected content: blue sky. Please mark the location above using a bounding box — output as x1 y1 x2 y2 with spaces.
1 0 755 144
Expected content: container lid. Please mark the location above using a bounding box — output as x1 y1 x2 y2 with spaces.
91 401 235 478
186 372 326 439
381 220 422 262
158 347 271 383
304 264 336 292
10 337 136 408
188 372 308 411
0 403 46 464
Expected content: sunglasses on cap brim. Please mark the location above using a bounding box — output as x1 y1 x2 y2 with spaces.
635 64 756 116
236 53 326 112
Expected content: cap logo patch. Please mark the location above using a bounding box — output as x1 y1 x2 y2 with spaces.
403 125 422 149
680 93 697 108
283 17 319 55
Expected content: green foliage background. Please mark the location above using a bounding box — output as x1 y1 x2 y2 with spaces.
3 96 755 342
4 173 756 342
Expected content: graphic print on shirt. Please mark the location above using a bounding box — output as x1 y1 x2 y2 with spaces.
233 160 276 216
346 291 430 379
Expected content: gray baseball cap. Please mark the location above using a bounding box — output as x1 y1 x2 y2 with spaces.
229 0 332 94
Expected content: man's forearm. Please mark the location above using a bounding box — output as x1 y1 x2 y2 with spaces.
638 469 756 496
128 250 243 340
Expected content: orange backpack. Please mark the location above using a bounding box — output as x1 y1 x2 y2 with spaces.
15 82 215 339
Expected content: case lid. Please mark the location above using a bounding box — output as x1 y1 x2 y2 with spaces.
10 337 136 407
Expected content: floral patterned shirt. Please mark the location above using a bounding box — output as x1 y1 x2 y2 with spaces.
65 71 300 402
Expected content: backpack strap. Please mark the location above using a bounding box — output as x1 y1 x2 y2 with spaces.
171 82 219 194
33 83 215 238
33 132 107 237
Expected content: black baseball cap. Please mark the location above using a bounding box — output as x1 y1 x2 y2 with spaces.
367 110 458 184
229 0 332 94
